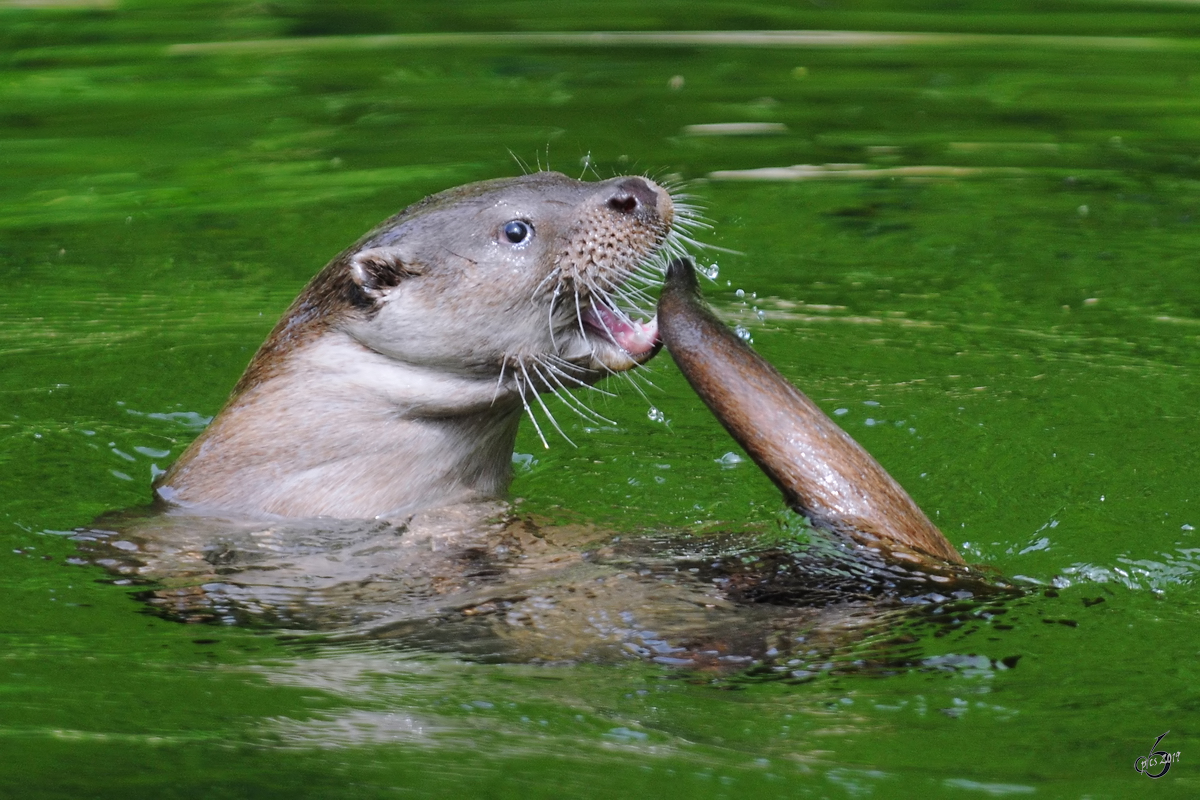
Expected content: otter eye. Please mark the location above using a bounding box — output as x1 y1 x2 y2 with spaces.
502 220 533 244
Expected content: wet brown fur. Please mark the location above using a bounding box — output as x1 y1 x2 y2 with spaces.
658 258 964 565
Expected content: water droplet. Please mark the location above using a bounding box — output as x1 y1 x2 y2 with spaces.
715 452 743 468
735 288 745 298
833 408 849 416
734 325 753 343
702 262 720 279
647 406 665 423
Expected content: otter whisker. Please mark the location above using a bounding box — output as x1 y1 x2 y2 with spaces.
627 271 665 293
625 278 662 299
674 222 709 238
589 283 651 328
535 358 618 426
673 223 713 242
572 287 588 339
508 149 532 176
596 268 657 303
542 354 618 397
578 151 604 182
611 282 657 310
492 358 509 406
592 280 646 316
531 265 563 303
689 241 743 256
631 257 667 276
592 360 652 404
652 239 683 264
530 360 579 414
619 370 656 404
593 352 660 401
657 182 710 221
664 232 698 256
513 358 550 450
625 360 662 392
582 282 622 324
544 357 619 407
548 275 577 330
672 204 713 226
671 211 711 235
672 233 725 255
669 191 707 207
656 178 708 208
522 360 576 447
545 282 562 349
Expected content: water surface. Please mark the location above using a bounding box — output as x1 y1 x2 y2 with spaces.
2 2 1198 797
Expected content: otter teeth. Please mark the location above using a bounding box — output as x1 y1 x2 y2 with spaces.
584 306 660 357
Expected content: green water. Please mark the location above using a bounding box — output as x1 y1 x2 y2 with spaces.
3 2 1198 797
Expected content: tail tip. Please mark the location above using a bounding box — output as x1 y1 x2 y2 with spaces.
664 256 698 290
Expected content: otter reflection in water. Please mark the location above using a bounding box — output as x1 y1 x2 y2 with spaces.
75 173 1013 670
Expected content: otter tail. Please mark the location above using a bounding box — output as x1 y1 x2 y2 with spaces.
658 257 963 566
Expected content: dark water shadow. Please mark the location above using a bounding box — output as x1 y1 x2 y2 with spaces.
67 502 1021 681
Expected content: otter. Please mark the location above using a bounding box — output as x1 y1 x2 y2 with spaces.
155 172 676 520
73 172 1012 669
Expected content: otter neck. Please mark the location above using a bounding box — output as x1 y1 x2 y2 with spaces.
156 332 525 519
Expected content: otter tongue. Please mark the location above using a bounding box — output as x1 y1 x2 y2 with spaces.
592 306 660 357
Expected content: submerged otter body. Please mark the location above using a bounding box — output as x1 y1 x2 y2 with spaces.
156 172 672 519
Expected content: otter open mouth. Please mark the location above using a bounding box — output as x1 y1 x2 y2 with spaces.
581 305 660 359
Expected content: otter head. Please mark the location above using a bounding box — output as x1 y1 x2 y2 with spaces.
336 172 677 397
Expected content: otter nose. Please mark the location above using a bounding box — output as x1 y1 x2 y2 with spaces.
607 178 660 215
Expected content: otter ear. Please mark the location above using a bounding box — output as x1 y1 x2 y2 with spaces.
349 247 421 300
